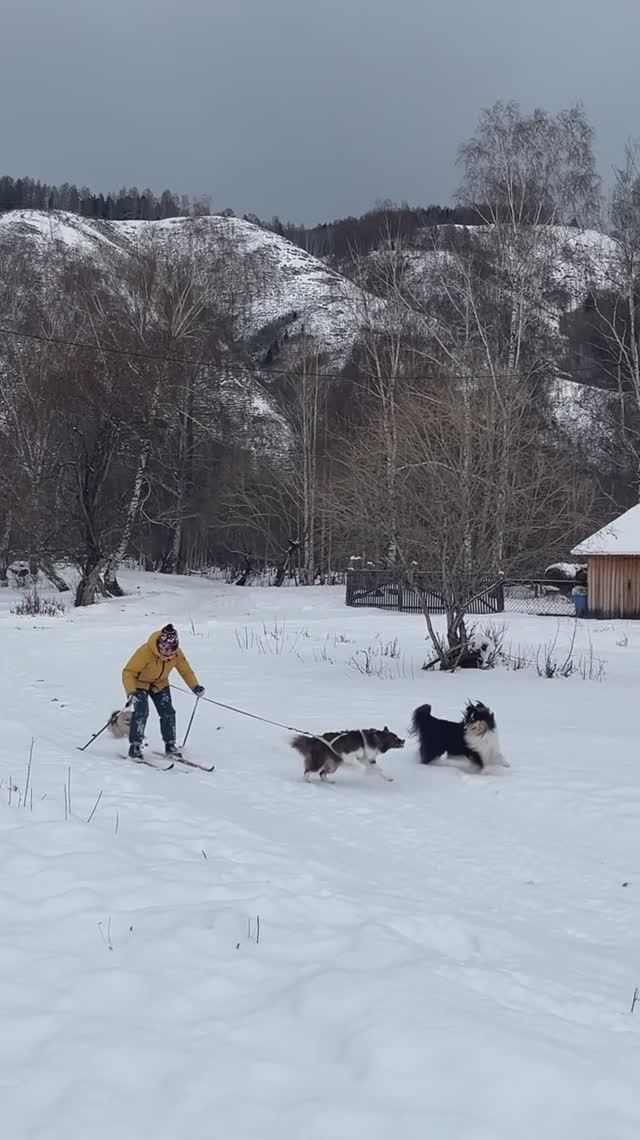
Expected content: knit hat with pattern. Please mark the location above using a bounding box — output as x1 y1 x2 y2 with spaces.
157 624 179 656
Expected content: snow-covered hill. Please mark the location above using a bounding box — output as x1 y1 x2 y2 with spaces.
0 210 626 450
1 572 638 1138
0 209 368 359
2 209 620 363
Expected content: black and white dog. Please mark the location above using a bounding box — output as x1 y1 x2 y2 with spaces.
411 701 508 772
292 727 405 783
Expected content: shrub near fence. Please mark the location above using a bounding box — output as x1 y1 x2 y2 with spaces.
345 571 578 617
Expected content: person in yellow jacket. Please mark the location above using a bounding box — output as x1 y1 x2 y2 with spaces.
122 624 204 760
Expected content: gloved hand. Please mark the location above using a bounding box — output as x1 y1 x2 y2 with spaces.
126 691 140 706
193 685 205 697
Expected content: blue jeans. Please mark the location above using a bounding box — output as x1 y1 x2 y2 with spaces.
129 688 176 745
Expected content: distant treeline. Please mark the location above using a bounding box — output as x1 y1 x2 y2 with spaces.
0 175 212 222
0 173 486 258
262 202 485 260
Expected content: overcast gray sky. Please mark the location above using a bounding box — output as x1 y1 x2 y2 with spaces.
1 0 638 223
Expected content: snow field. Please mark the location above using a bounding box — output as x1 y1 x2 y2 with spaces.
1 573 639 1139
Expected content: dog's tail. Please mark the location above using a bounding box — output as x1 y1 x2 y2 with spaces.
290 734 310 755
410 703 432 736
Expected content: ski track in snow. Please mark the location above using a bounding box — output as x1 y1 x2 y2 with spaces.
1 573 639 1139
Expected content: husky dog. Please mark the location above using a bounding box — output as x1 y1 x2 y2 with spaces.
292 726 405 782
411 701 508 772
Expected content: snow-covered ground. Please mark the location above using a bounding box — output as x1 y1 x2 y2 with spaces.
1 572 638 1139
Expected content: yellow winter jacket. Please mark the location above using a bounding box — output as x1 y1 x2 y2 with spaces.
122 630 198 696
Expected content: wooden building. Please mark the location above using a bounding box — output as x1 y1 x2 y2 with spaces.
572 504 640 618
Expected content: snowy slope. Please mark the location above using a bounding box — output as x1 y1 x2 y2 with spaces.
552 225 620 297
1 210 620 363
1 573 639 1139
0 208 627 466
0 210 368 357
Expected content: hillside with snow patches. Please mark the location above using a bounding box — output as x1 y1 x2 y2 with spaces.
0 209 369 359
0 209 622 356
1 571 639 1139
0 210 624 444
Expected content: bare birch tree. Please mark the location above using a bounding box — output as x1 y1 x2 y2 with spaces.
343 226 426 564
0 240 73 587
575 142 640 494
329 377 593 667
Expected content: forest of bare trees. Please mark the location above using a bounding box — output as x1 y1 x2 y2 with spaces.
1 100 640 614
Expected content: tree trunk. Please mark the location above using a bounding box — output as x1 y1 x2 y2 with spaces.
75 555 106 607
160 514 183 575
381 365 399 566
300 365 319 584
235 558 253 586
103 440 151 596
176 385 196 575
0 511 11 587
493 413 509 569
160 404 187 575
274 539 299 587
461 378 473 574
625 284 640 499
41 560 70 593
168 515 183 573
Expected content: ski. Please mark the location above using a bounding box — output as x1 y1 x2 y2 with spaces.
152 751 214 772
121 753 174 771
177 757 215 772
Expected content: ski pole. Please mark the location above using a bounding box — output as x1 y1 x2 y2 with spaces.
77 716 114 752
181 695 201 749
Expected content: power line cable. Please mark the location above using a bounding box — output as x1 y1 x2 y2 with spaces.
0 324 505 384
